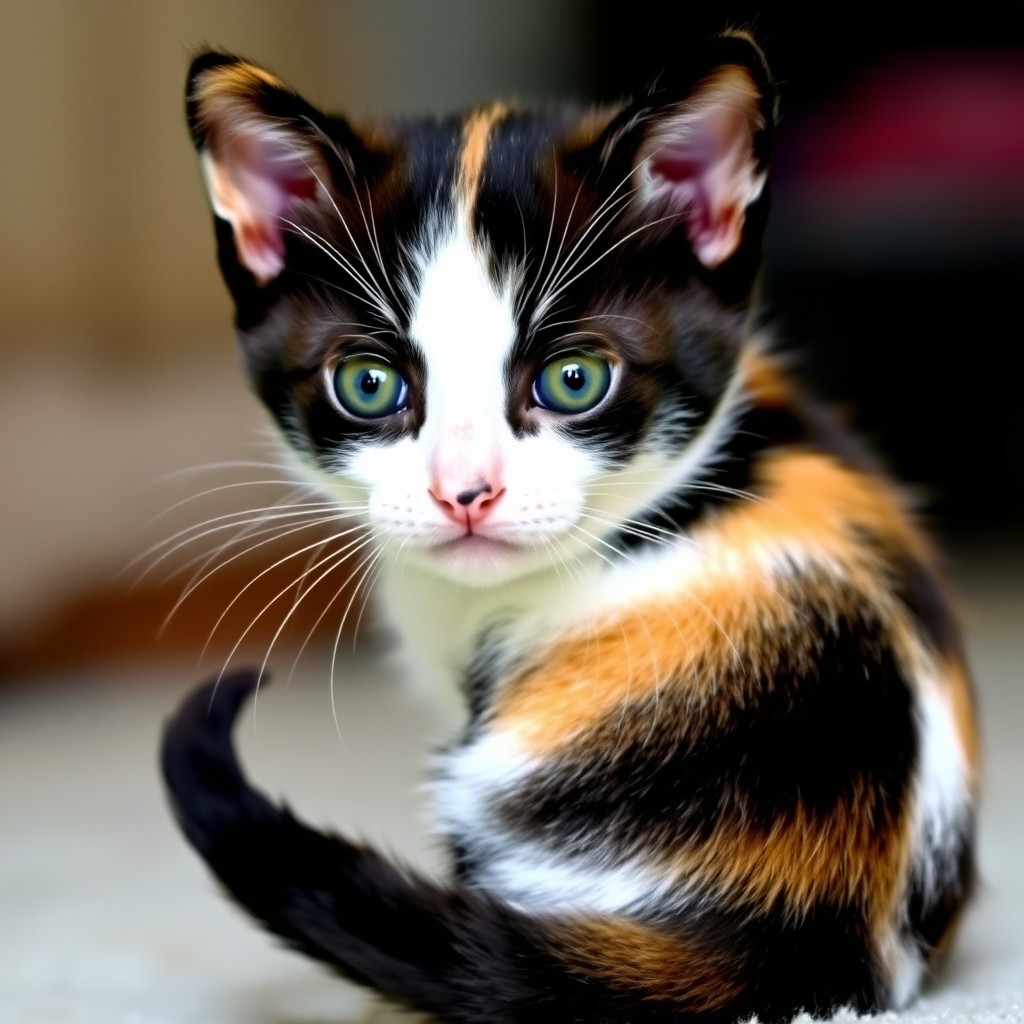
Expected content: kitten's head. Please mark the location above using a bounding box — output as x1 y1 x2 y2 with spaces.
187 35 774 586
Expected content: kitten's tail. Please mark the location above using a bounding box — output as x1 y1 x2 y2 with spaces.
160 671 743 1023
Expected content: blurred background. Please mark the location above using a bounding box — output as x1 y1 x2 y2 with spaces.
1 4 1022 1021
1 0 1022 678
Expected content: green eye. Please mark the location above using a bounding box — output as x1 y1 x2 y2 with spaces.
332 357 408 419
532 352 612 414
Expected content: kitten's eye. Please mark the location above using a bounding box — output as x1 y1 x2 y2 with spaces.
332 357 408 419
532 352 612 414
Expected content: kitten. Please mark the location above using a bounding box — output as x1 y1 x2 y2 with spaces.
161 33 978 1023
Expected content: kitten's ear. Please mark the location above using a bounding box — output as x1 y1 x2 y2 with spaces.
186 53 346 285
602 33 775 269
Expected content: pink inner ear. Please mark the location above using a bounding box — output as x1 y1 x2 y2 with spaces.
206 132 320 284
640 83 763 268
249 135 319 201
646 129 748 267
649 151 711 232
286 174 319 201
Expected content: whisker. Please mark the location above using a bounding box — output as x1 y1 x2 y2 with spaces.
538 212 678 318
540 312 656 333
577 501 783 586
531 163 644 329
245 537 375 722
203 525 373 665
163 510 334 594
280 218 397 328
154 460 305 481
362 181 394 303
145 478 326 529
350 542 391 650
574 510 679 551
210 530 378 713
520 153 563 314
126 501 357 584
159 508 365 636
297 157 398 319
254 532 381 697
284 535 386 689
568 523 741 669
530 172 587 314
329 540 391 737
535 187 636 322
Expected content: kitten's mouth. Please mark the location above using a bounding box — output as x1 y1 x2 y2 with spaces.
429 531 523 572
437 533 518 554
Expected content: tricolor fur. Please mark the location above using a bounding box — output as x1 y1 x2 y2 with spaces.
163 35 978 1023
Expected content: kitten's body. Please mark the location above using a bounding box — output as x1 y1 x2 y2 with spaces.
162 37 977 1023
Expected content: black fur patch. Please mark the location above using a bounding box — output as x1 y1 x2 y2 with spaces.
610 383 883 554
905 814 976 955
847 523 966 663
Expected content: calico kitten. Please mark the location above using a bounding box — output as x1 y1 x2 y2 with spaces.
161 33 978 1023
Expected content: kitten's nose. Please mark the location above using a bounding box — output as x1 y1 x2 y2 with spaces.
429 478 505 530
456 482 491 506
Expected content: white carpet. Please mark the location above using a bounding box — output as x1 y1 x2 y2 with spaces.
1 557 1021 1023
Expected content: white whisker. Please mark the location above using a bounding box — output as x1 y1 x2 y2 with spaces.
204 525 373 666
159 508 367 636
127 501 356 584
537 212 678 320
535 187 635 323
299 156 399 320
281 219 398 328
540 312 656 334
329 540 391 737
144 478 324 529
254 532 381 697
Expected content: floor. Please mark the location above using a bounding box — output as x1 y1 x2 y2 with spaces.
1 548 1022 1023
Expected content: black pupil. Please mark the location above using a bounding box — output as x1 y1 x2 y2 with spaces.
360 370 383 396
563 365 586 392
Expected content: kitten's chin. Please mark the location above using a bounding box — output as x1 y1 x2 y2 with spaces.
415 534 539 587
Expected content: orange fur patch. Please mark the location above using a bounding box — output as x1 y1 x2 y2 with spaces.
739 347 794 407
493 566 790 753
193 61 286 107
701 449 925 576
496 450 916 755
458 103 509 220
563 106 620 152
668 788 915 931
945 657 981 785
558 918 745 1009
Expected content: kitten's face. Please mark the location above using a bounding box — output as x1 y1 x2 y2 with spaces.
188 40 773 586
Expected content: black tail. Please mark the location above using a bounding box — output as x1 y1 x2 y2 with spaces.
161 672 771 1023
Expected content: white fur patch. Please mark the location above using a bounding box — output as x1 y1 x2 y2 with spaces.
478 844 685 917
883 932 925 1008
435 731 686 917
409 219 516 454
433 729 537 835
912 675 972 902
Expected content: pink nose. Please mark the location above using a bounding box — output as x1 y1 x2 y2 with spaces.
429 480 505 529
